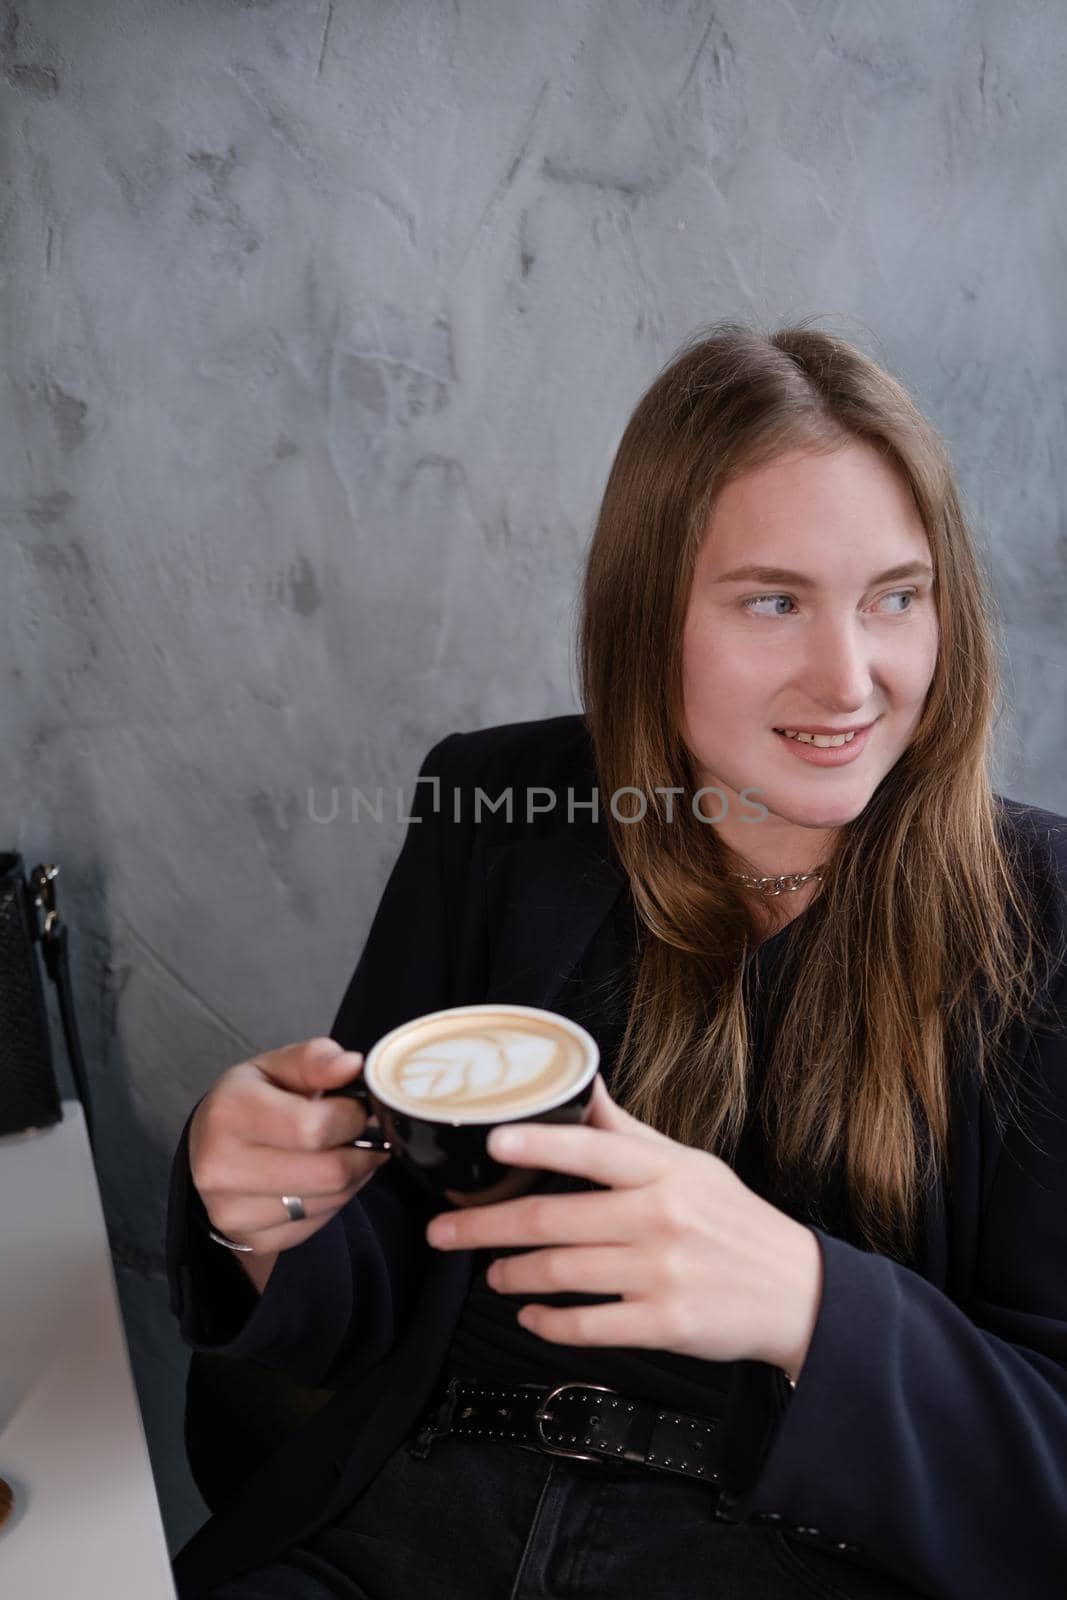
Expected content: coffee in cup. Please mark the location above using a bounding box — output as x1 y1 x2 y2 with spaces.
329 1004 600 1206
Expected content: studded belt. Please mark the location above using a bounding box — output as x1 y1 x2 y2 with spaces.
407 1377 722 1488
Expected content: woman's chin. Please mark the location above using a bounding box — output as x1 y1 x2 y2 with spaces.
760 786 873 832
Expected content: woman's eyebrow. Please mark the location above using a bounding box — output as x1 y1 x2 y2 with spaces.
710 560 934 587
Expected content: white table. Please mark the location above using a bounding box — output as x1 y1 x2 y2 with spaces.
0 1099 176 1598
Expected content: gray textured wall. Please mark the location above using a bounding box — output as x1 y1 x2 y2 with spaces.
2 0 1065 1556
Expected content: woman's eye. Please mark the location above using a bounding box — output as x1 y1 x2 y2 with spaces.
741 593 796 617
740 589 917 618
881 589 916 614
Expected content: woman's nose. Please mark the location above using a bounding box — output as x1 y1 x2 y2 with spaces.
801 617 876 710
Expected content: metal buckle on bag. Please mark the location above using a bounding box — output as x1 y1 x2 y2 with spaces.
29 863 60 939
533 1382 620 1464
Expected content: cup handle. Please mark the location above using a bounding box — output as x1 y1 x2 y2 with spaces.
322 1079 392 1152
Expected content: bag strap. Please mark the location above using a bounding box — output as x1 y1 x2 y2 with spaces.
30 864 95 1153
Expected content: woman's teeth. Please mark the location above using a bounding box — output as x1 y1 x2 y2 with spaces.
776 728 857 747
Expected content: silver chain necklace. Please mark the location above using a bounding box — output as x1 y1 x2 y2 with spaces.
728 868 827 896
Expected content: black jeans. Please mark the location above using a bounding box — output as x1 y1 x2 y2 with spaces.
201 1430 928 1600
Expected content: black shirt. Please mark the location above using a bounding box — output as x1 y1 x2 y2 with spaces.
443 887 851 1414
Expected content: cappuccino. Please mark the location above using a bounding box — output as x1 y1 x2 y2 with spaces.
366 1005 597 1122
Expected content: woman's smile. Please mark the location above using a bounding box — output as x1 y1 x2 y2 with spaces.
771 721 876 766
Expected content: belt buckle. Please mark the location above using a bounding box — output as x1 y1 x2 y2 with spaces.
533 1382 619 1464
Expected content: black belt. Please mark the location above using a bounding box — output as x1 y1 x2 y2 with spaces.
407 1377 722 1489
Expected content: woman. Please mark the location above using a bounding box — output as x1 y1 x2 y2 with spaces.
168 322 1067 1600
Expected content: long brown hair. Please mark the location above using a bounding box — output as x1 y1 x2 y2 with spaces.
577 319 1062 1263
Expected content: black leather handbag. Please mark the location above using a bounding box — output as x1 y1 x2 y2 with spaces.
0 853 93 1151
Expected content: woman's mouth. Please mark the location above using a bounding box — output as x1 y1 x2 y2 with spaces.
772 723 874 765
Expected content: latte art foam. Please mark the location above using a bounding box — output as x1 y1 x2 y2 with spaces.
369 1008 595 1120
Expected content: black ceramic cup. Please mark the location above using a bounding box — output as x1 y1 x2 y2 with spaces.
326 1003 600 1207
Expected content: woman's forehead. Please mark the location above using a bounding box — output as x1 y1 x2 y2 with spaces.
696 444 929 565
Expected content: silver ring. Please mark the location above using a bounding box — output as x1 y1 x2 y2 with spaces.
282 1194 306 1222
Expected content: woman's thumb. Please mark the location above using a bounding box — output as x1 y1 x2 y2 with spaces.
307 1041 365 1099
584 1072 662 1139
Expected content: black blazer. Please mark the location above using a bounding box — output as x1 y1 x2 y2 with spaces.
167 714 1067 1599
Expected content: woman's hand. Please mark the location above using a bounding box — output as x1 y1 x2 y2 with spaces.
189 1038 391 1256
424 1074 823 1380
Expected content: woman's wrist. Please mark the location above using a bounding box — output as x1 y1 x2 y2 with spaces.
755 1212 823 1380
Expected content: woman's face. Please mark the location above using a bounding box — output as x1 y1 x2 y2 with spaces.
680 440 939 869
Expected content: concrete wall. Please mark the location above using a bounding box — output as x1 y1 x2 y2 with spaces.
2 0 1064 1555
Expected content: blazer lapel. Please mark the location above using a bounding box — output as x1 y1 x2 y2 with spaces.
481 828 628 1011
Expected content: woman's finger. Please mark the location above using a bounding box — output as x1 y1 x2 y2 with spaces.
513 1296 671 1350
484 1119 669 1191
488 1243 649 1299
207 1175 376 1242
199 1140 385 1201
427 1183 648 1251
